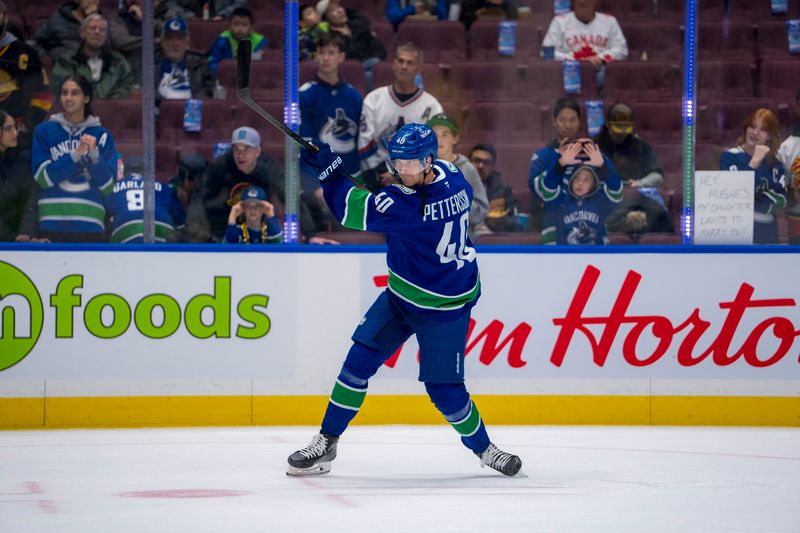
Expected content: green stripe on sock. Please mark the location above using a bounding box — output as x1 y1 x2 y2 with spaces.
451 401 481 437
330 380 366 410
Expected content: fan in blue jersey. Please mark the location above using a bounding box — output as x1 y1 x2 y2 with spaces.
104 157 186 243
223 184 282 244
29 74 118 243
535 141 623 245
719 108 787 245
287 124 523 478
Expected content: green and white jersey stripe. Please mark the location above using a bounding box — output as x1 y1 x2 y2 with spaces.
329 379 367 411
38 198 106 230
34 161 54 189
110 220 175 243
450 401 482 437
341 187 371 230
534 173 559 201
387 269 480 311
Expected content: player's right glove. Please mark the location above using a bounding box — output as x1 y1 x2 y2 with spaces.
300 142 343 182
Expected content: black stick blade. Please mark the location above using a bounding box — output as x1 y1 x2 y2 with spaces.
236 39 252 91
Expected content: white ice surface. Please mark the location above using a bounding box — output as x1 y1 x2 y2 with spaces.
1 426 798 533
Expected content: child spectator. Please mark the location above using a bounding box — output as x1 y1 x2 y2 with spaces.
720 108 787 245
224 184 283 244
299 3 329 61
208 7 267 74
535 141 622 245
469 143 519 233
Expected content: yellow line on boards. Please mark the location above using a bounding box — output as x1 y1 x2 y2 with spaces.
0 395 797 429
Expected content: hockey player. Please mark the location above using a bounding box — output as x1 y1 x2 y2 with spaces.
104 156 186 243
287 123 523 477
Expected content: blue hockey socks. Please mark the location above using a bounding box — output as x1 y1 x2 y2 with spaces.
425 382 491 454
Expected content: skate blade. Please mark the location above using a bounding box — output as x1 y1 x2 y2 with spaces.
286 462 332 477
514 467 529 478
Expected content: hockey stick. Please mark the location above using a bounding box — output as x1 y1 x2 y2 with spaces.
236 39 319 154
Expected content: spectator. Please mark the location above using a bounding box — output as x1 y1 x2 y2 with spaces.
299 3 329 61
426 113 490 238
186 126 338 243
459 0 518 31
109 0 143 82
388 0 447 29
208 7 267 74
317 0 386 88
542 0 627 91
35 0 101 61
299 32 362 230
224 184 283 244
52 14 136 99
172 152 206 208
104 156 186 243
0 1 52 149
358 42 442 191
469 143 519 233
537 145 622 245
156 17 214 102
21 74 117 243
160 0 246 21
720 108 787 245
0 110 34 241
778 90 800 244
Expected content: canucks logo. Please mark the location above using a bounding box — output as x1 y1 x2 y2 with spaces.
319 108 358 154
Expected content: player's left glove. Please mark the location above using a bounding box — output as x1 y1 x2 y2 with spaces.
300 142 343 182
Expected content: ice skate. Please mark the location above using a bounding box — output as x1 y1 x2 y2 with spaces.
476 443 523 477
286 433 339 476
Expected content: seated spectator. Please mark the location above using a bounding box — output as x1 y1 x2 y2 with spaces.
388 0 447 30
110 0 143 82
459 0 518 31
0 110 34 241
358 42 441 191
208 7 267 74
778 90 800 244
52 14 136 99
105 156 186 243
317 0 386 89
720 108 787 245
224 185 283 244
299 32 361 231
160 0 246 21
537 144 622 245
187 126 338 243
172 152 207 209
20 74 117 243
542 0 627 90
469 143 519 233
156 17 214 102
426 113 489 238
35 0 102 61
299 3 329 61
0 2 52 149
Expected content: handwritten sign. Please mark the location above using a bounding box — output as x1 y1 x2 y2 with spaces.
694 170 754 244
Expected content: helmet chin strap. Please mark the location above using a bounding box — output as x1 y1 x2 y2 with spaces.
419 158 434 216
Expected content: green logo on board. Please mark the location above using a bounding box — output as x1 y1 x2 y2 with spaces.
0 261 44 371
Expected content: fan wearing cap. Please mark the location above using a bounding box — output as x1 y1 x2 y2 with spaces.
224 184 282 244
426 113 489 238
187 125 337 243
156 17 214 103
537 142 622 245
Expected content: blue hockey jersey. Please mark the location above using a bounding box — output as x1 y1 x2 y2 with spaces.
31 113 118 236
299 78 363 175
104 173 186 243
321 159 480 318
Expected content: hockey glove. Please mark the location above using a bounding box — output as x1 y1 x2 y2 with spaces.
300 142 343 182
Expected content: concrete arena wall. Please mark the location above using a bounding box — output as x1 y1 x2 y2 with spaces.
0 245 798 429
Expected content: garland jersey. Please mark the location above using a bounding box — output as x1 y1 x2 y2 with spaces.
31 113 117 236
105 173 187 243
299 77 363 175
720 147 787 243
358 86 443 173
542 11 628 62
321 158 480 318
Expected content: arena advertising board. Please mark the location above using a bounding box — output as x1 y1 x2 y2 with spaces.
1 250 798 402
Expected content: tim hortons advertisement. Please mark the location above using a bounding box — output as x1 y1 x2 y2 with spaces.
0 250 798 398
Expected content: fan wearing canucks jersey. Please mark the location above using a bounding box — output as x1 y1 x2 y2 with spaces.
287 124 523 478
104 157 186 243
30 75 117 242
